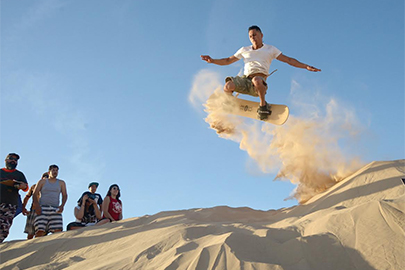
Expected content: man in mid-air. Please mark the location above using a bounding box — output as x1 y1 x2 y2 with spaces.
201 25 321 120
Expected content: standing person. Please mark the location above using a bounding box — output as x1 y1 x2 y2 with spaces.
66 191 102 230
22 172 48 239
98 184 122 225
0 153 28 243
201 25 321 120
33 165 68 237
88 182 103 212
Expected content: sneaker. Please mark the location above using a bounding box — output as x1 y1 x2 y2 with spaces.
257 102 272 120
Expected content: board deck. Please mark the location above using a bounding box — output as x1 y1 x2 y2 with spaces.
207 93 289 125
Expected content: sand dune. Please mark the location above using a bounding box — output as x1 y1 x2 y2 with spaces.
1 160 404 270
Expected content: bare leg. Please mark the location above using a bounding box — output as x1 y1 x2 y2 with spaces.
35 230 46 237
224 80 235 95
97 219 111 225
251 77 267 106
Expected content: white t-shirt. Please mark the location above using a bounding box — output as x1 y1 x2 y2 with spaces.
234 44 282 76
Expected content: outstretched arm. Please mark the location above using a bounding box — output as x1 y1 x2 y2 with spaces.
201 55 239 66
276 54 321 72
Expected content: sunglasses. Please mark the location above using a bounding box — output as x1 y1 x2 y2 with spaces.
7 157 18 161
112 187 120 191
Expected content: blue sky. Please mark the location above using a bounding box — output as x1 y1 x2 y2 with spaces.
1 0 403 241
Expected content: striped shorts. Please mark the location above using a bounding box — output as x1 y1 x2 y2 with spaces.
34 205 63 233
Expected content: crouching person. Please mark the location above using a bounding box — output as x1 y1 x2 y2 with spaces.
67 191 102 230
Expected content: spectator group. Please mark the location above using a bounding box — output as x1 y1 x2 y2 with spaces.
0 153 123 243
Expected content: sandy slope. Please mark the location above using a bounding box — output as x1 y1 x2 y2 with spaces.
1 160 404 270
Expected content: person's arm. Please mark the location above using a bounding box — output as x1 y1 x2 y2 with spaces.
98 198 103 213
58 180 68 213
14 172 29 191
276 53 321 72
75 193 88 220
14 180 28 192
201 55 239 66
22 195 30 215
22 185 34 215
74 204 85 220
10 176 28 191
102 196 113 221
91 199 102 220
118 202 123 221
33 180 45 215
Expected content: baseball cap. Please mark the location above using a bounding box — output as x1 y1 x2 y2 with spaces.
88 182 99 188
6 153 20 160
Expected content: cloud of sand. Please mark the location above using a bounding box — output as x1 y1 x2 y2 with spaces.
189 70 364 203
189 69 246 140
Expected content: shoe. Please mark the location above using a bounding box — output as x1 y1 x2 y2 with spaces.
257 102 272 120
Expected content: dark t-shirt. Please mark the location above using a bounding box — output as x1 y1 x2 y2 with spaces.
93 193 103 206
0 168 28 206
75 206 98 224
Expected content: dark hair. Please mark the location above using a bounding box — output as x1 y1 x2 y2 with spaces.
107 184 121 200
248 25 262 33
77 192 95 214
42 172 49 178
49 164 59 171
77 191 94 205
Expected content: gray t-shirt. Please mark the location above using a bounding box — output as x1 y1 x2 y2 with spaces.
39 179 61 207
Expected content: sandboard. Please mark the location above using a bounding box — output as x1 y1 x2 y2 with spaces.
207 92 289 125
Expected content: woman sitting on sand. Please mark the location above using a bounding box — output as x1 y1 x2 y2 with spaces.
97 184 123 225
66 191 102 230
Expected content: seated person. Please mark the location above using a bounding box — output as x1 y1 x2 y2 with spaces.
88 181 103 211
97 184 122 225
66 191 102 230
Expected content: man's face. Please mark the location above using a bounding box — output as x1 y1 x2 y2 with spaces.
5 155 18 170
249 29 263 47
49 167 59 178
89 185 97 194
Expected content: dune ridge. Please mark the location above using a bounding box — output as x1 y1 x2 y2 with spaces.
1 160 404 270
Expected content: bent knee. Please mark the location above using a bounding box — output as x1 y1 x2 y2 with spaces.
251 77 266 86
224 81 235 93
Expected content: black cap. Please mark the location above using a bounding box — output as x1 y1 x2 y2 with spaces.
6 153 20 160
88 182 99 188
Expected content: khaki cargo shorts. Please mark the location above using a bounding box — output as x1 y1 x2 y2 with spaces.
225 75 267 97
